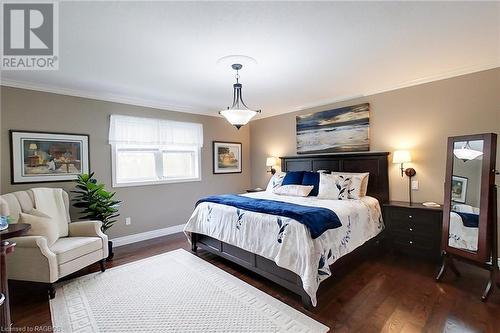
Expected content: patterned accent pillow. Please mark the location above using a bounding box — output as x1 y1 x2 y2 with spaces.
273 185 314 197
317 174 352 200
331 172 369 199
265 172 286 192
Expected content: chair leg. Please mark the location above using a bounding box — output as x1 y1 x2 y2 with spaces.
99 259 106 272
48 283 56 299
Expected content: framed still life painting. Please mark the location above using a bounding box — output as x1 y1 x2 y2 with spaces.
10 130 90 184
296 103 370 154
213 141 242 174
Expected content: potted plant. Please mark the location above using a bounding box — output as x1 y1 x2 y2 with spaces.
72 173 121 260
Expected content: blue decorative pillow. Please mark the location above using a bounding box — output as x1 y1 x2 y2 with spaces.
302 172 320 196
282 171 304 186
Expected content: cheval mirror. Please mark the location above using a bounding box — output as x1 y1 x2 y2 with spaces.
436 133 499 301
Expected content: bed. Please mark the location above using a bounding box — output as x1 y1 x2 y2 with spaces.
448 204 480 251
184 152 389 308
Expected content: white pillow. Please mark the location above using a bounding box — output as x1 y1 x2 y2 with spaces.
452 204 474 213
331 172 369 198
318 174 351 200
20 209 58 246
265 172 286 192
273 185 314 197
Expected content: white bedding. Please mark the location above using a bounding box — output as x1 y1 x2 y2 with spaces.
448 212 478 251
184 192 384 306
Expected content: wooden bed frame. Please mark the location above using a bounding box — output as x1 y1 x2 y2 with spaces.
190 152 390 308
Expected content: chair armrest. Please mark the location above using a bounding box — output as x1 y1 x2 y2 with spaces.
6 236 58 282
69 221 109 258
9 235 51 249
69 220 104 237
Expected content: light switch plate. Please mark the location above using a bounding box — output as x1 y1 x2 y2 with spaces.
411 180 419 190
125 217 131 225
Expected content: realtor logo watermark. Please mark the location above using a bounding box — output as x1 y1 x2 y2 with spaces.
2 1 59 70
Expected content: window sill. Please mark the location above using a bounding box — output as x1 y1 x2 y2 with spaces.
112 177 201 188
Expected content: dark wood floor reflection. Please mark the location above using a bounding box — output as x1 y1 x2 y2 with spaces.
9 233 500 332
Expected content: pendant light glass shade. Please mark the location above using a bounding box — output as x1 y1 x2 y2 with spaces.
219 64 261 129
453 141 483 161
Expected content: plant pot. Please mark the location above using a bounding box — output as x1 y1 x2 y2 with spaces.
107 240 114 261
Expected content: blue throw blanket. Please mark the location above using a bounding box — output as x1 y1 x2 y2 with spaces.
196 194 342 239
456 212 479 228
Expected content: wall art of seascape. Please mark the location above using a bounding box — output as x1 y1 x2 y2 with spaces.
296 103 370 154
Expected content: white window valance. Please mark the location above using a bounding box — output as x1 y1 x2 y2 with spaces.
109 115 203 147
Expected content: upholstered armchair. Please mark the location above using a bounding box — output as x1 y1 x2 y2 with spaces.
0 189 108 298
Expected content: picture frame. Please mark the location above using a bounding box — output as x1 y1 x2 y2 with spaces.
10 130 90 184
213 141 242 174
451 175 468 203
296 103 370 154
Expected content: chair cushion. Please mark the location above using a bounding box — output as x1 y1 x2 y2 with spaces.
20 210 59 246
50 237 102 265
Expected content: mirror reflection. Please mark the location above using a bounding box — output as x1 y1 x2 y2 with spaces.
448 140 484 252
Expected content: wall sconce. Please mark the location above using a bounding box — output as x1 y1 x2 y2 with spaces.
392 150 416 204
392 150 415 177
266 157 278 175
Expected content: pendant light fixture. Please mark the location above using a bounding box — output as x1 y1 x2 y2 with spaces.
453 141 483 162
219 64 261 129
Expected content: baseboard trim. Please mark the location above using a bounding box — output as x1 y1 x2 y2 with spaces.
111 224 185 247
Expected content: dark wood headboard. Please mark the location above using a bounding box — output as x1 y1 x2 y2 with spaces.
281 152 390 203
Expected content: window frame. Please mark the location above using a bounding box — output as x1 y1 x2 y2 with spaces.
111 144 202 188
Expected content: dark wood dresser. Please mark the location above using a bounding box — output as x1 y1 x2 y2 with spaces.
383 201 443 262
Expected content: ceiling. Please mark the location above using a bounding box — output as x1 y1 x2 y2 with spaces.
1 1 499 119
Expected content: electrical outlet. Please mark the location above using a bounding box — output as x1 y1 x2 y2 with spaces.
411 180 419 190
125 217 131 225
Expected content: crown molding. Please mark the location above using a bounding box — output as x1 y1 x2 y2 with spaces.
0 78 219 117
255 62 500 119
2 62 498 121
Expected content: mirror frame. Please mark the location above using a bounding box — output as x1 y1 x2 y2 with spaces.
442 133 497 263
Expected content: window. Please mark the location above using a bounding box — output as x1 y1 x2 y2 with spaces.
109 115 203 187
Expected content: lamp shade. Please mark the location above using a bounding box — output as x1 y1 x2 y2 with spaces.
29 143 38 150
266 157 277 167
453 142 483 161
392 150 411 164
220 108 258 129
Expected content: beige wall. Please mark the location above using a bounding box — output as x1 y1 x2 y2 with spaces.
1 87 251 239
1 68 498 242
250 68 500 206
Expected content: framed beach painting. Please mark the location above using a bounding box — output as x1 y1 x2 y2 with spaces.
10 130 90 184
296 103 370 154
213 141 242 174
451 175 468 203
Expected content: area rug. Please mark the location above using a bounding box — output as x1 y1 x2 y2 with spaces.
50 249 329 333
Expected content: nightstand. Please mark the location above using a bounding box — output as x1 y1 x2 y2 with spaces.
383 201 443 262
246 188 265 193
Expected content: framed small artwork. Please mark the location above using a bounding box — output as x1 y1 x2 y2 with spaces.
213 141 242 174
296 103 370 154
10 130 90 184
451 175 468 203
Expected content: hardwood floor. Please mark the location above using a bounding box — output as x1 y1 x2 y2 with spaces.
9 232 500 332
